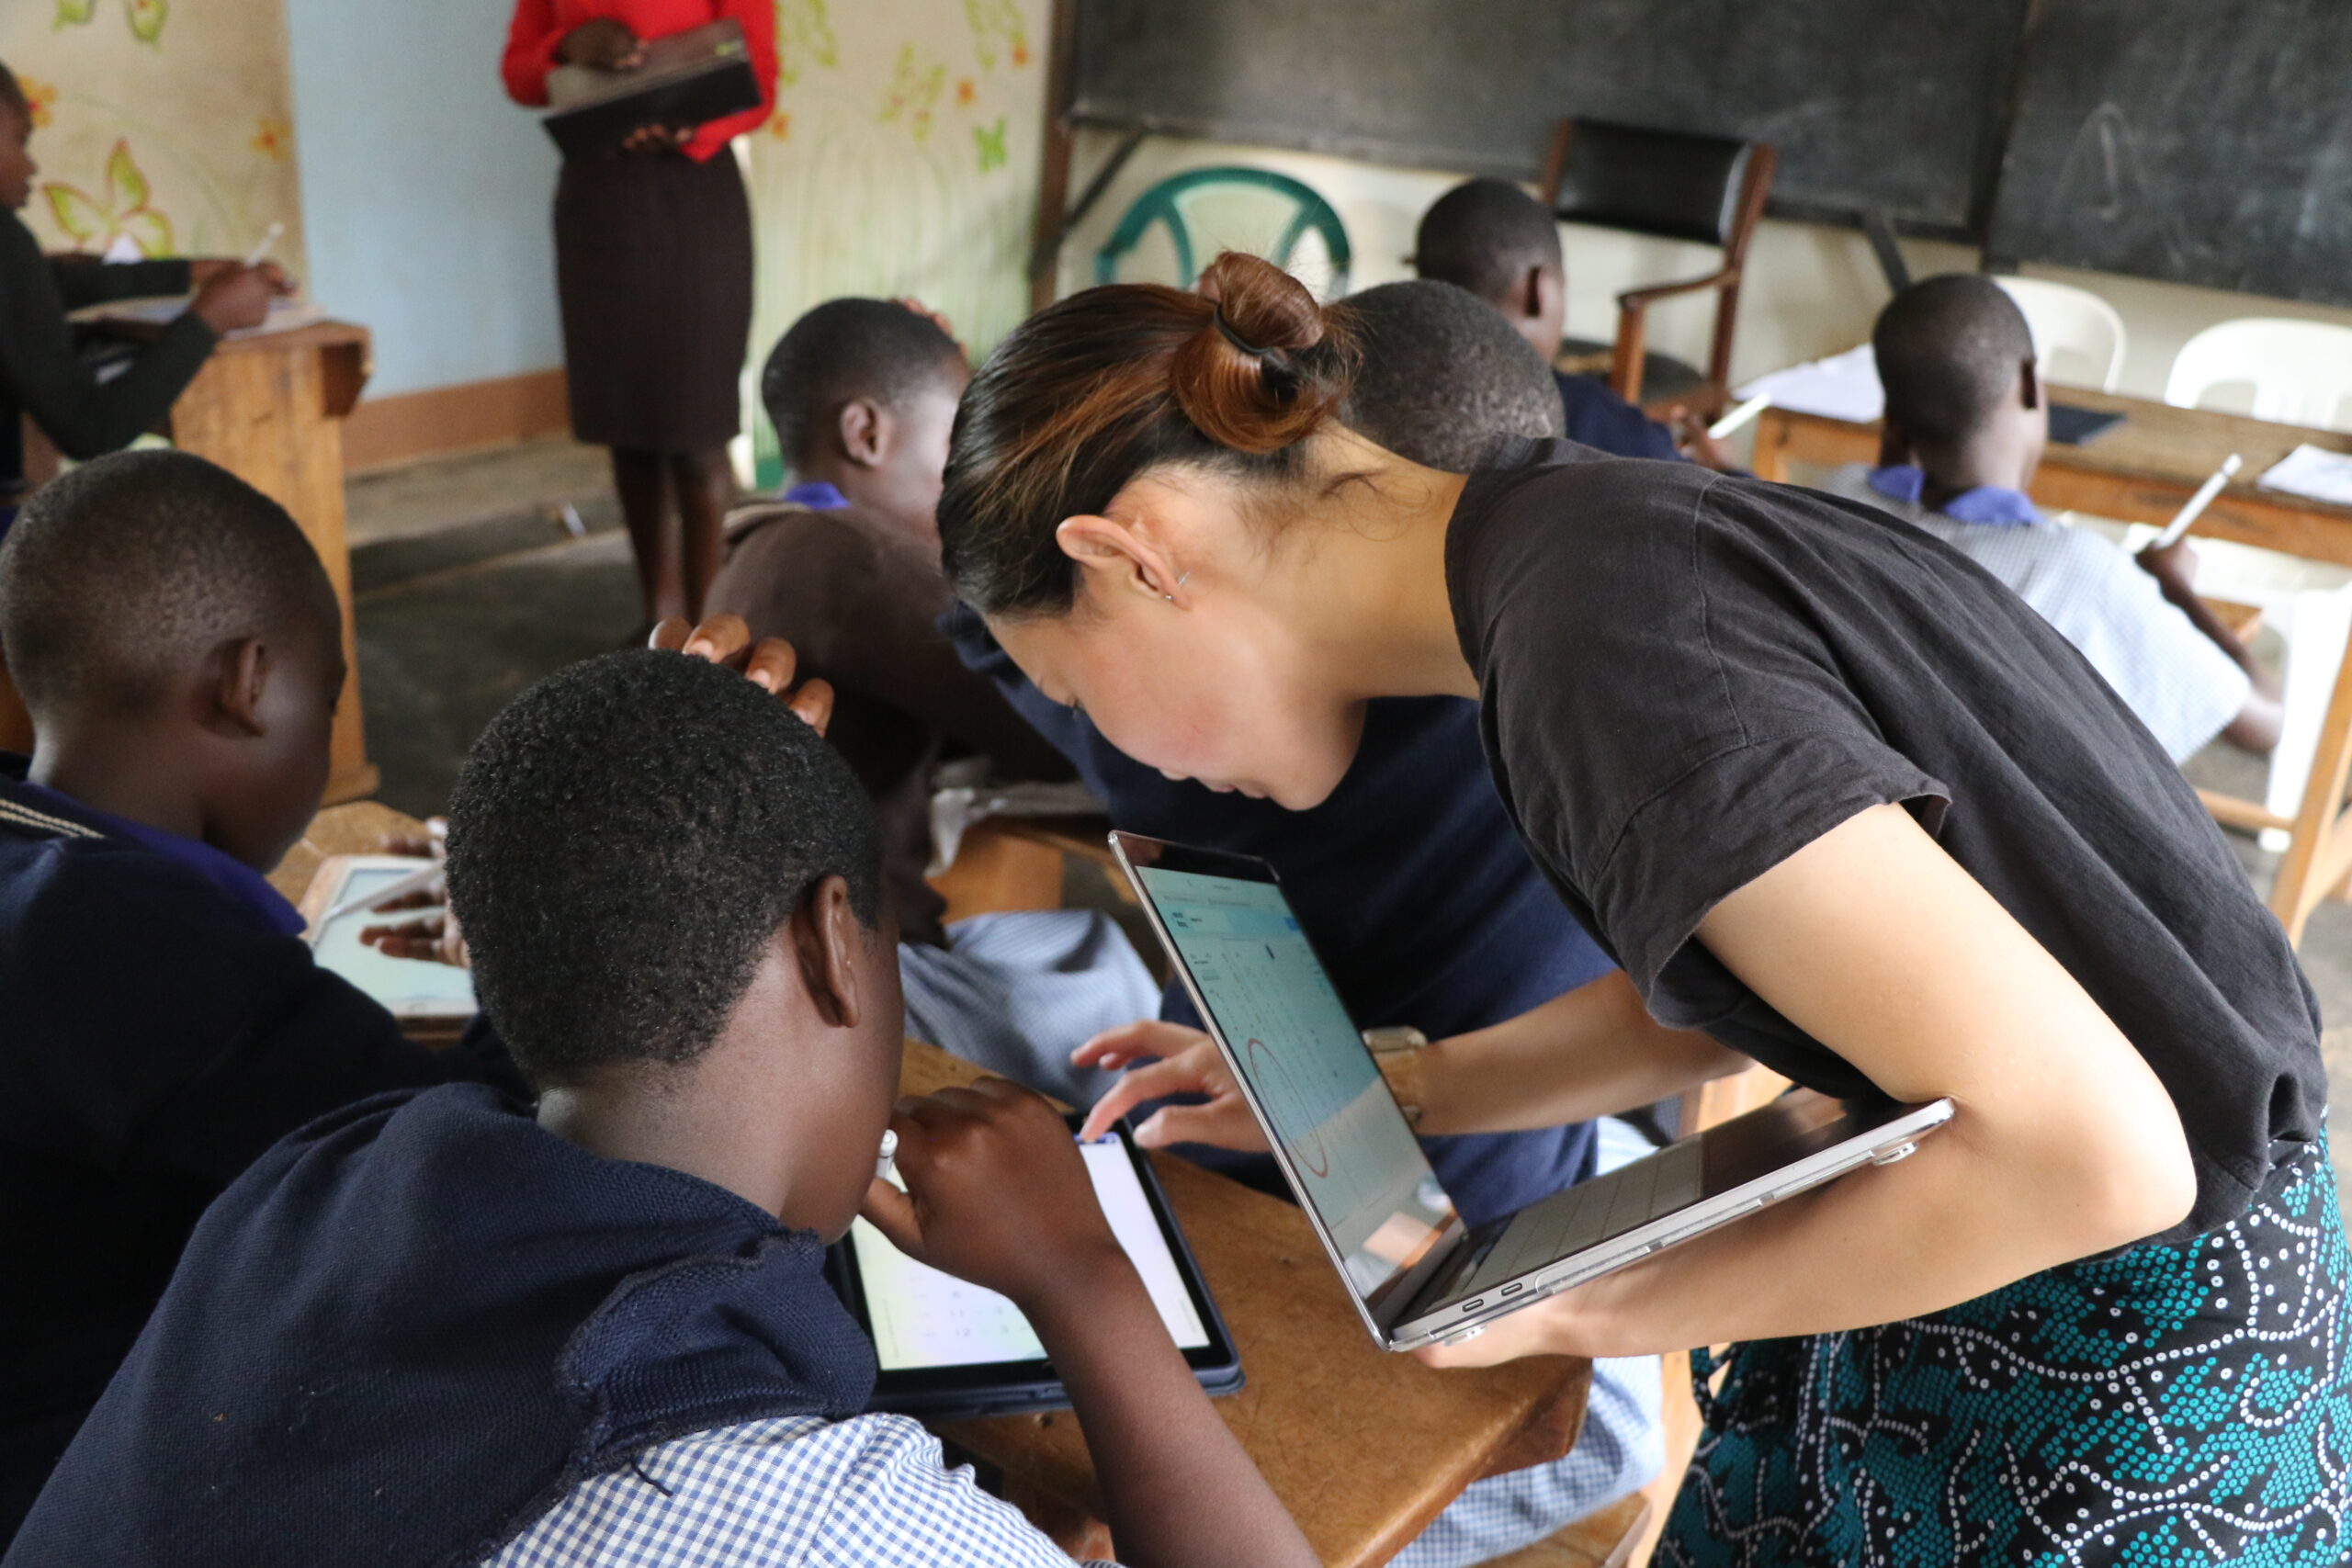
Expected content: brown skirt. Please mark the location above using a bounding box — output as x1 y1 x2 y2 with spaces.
553 151 752 453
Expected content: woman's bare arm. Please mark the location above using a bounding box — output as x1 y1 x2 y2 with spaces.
1422 803 2195 1367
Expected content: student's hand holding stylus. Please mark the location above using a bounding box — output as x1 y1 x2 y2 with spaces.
1072 1021 1268 1150
652 615 835 734
865 1077 1317 1568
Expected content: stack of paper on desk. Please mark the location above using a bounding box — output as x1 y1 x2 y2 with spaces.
2258 445 2352 507
1734 344 1884 424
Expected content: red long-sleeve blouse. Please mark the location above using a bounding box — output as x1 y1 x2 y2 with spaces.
502 0 776 163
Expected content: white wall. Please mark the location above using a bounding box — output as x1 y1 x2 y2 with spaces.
1056 130 2352 405
282 0 563 400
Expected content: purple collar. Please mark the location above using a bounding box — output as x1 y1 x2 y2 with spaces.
0 760 305 936
780 480 851 512
1868 465 2044 528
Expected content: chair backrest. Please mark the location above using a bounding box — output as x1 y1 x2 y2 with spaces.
1544 120 1759 248
1993 276 2127 392
1094 167 1351 297
2165 317 2352 432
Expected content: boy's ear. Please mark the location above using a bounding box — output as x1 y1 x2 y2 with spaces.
1519 264 1549 322
791 874 865 1031
204 637 271 739
838 399 890 469
2018 356 2043 412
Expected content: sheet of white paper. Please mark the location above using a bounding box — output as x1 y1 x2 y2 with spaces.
2257 444 2352 507
1734 344 1884 424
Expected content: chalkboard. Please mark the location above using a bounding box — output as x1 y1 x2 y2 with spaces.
1988 0 2352 306
1072 0 2033 231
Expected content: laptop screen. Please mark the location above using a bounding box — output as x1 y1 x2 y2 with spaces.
1134 863 1453 1307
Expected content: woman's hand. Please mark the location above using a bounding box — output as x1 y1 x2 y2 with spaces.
621 123 693 155
651 615 834 735
557 17 643 69
1073 1021 1269 1151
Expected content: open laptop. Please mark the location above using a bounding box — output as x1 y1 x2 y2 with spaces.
1111 832 1955 1352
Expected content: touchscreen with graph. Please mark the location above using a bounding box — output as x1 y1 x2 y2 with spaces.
1134 864 1452 1303
848 1136 1210 1371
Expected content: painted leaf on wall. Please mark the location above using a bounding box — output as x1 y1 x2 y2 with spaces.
964 0 1026 69
973 115 1005 172
878 43 944 142
127 0 168 44
43 183 106 243
53 0 99 24
775 0 837 87
106 138 150 212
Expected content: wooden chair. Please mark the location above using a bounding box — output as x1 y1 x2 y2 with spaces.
1537 119 1776 413
2203 626 2352 946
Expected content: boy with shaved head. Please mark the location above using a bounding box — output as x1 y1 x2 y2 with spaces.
1822 274 2280 761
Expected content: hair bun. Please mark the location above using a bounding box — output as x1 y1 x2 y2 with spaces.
1170 252 1350 453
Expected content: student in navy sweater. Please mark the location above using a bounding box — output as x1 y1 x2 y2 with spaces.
8 647 1317 1568
1411 177 1739 471
0 452 518 1545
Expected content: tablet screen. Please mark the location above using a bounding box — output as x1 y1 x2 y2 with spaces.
309 866 477 1012
848 1135 1210 1371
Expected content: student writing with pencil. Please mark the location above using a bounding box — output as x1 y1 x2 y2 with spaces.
0 63 288 537
930 252 2348 1568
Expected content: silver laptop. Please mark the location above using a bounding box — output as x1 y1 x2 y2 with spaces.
1112 832 1955 1352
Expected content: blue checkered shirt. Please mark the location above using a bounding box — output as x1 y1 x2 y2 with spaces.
485 1415 1119 1566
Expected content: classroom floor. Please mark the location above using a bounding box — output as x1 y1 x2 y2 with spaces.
345 441 2352 1206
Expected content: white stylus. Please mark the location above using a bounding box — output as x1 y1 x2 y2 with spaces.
2151 453 2242 550
317 861 444 929
1707 392 1772 441
242 221 284 269
875 1129 899 1182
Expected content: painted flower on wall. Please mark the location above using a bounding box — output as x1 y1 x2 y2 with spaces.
879 44 944 143
17 75 57 129
252 116 290 160
965 0 1027 69
43 139 175 256
53 0 169 44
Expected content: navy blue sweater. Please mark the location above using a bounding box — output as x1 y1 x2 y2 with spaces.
946 616 1617 1226
1555 369 1681 463
0 761 520 1546
6 1086 873 1568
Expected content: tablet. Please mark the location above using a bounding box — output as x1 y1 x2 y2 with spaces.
299 857 477 1021
829 1118 1243 1417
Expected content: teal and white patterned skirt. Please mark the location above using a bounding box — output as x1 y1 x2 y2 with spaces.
1659 1141 2351 1566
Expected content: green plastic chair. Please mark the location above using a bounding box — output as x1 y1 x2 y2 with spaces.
1094 167 1351 297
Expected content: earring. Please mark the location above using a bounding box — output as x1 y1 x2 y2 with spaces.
1164 570 1192 603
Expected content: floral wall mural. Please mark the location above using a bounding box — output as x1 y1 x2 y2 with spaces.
744 0 1047 481
4 0 305 275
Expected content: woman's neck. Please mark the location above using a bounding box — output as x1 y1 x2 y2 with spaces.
1288 432 1481 701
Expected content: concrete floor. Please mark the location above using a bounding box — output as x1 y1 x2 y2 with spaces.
346 443 2352 1204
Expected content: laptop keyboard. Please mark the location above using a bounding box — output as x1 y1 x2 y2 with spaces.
1448 1139 1706 1300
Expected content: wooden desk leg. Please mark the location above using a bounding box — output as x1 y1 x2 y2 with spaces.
2269 643 2352 946
167 343 377 804
1749 412 1792 483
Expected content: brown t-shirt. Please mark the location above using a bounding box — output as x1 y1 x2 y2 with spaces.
1445 438 2323 1241
705 500 1072 945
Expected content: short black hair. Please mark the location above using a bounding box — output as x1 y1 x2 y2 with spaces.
761 299 965 471
445 649 882 1089
0 63 27 121
0 449 339 718
1341 280 1564 469
1872 275 2037 449
1413 178 1563 305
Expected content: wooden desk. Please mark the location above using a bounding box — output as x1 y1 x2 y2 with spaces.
1751 389 2352 566
901 1038 1591 1568
9 321 378 801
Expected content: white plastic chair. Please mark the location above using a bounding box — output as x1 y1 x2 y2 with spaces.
1994 276 2127 392
2164 318 2352 432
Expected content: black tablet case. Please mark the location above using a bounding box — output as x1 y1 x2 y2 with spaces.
829 1122 1244 1419
541 18 762 160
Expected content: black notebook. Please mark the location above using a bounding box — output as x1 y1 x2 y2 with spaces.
2048 402 2126 446
541 17 761 160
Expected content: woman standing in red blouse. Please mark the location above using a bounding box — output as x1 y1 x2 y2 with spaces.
503 0 776 627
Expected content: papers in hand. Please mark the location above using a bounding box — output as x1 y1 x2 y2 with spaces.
72 294 327 339
1734 344 1883 425
2258 444 2352 508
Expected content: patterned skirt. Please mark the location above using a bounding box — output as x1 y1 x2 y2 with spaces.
1658 1143 2351 1567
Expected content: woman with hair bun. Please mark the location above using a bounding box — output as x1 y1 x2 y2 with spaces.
933 251 2351 1567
